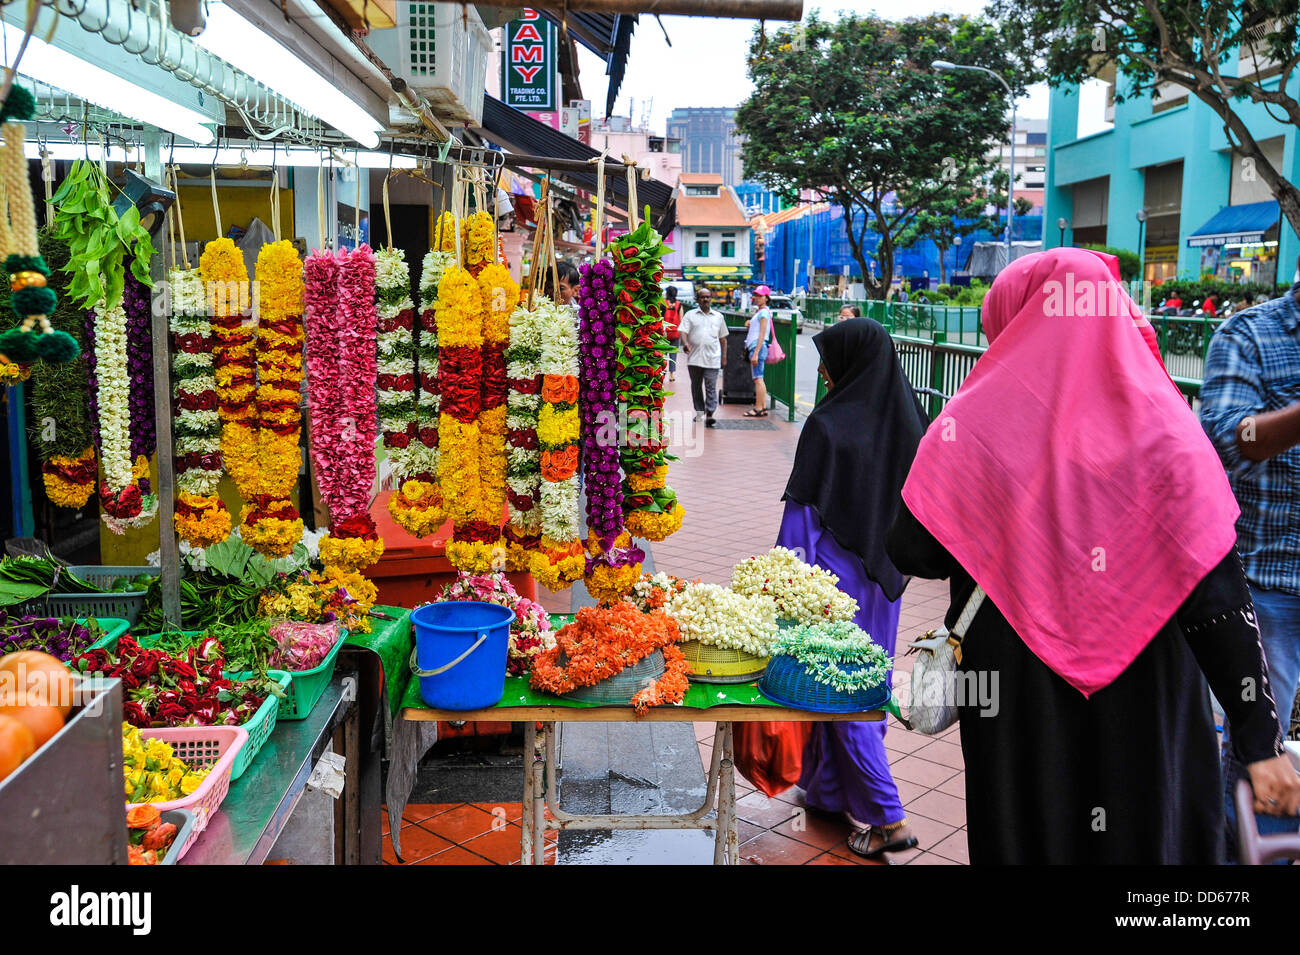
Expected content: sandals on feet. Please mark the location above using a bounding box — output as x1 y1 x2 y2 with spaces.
743 409 768 418
847 824 918 859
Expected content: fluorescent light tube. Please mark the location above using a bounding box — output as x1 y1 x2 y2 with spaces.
0 22 215 145
194 2 383 148
26 142 417 169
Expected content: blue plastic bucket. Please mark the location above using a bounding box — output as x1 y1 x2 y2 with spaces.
410 601 515 710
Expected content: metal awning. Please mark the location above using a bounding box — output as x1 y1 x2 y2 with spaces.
1187 200 1281 247
478 95 675 228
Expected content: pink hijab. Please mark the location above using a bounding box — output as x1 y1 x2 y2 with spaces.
901 248 1240 697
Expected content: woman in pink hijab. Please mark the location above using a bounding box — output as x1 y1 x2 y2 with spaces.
886 247 1300 864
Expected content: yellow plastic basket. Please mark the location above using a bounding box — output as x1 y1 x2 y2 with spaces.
679 640 769 683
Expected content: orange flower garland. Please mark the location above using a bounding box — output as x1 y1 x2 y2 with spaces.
529 602 688 714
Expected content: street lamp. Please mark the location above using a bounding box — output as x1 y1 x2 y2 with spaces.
933 59 1016 270
1136 209 1148 286
1057 217 1069 248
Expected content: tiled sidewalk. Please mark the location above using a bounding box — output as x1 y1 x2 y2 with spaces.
385 378 968 865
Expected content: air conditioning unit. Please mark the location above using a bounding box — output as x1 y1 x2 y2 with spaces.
396 2 491 126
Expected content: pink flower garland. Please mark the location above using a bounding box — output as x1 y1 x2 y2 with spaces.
304 246 379 524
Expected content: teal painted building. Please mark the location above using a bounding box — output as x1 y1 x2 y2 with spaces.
1043 49 1299 290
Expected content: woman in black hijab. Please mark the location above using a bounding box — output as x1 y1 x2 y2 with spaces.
778 318 930 858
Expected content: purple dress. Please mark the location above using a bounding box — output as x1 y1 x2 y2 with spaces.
776 500 905 827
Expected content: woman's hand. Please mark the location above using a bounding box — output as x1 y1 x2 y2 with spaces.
1246 755 1300 816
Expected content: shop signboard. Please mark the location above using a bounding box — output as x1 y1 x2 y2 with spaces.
502 9 556 111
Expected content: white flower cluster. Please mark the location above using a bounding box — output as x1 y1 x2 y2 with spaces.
167 268 222 495
376 248 420 482
534 297 579 377
730 547 859 625
94 299 133 492
419 250 456 309
624 572 688 613
507 301 543 532
417 250 455 441
539 477 580 541
667 582 779 655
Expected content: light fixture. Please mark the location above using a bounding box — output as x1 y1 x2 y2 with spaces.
112 169 175 235
24 142 416 169
193 2 383 148
0 22 215 144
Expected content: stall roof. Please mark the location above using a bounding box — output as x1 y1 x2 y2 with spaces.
479 95 675 228
1187 200 1281 247
534 11 637 116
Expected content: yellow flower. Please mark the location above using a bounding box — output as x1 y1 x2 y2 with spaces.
477 263 519 345
446 539 504 575
437 416 482 524
179 773 203 796
626 466 669 492
586 562 643 603
625 504 685 543
0 359 30 384
388 480 446 537
435 266 485 349
433 212 458 253
530 547 586 590
463 211 495 269
319 534 385 572
241 511 304 558
537 404 581 447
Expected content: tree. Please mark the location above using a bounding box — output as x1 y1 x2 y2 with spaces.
896 164 1027 283
736 13 1030 298
990 1 1300 240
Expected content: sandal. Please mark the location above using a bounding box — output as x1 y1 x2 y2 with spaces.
743 409 768 418
847 823 918 859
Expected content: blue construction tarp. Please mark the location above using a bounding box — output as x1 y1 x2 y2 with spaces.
756 205 1044 293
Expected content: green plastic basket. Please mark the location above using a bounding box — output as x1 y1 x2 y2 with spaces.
85 616 130 651
225 630 348 722
18 565 158 625
227 670 291 780
134 631 291 780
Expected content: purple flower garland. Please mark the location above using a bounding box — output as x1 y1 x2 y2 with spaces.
123 273 156 462
578 259 628 549
83 309 99 448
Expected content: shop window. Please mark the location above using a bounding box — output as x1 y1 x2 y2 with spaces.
721 232 736 257
695 235 710 257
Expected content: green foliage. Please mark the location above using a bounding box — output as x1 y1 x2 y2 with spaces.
1080 244 1141 281
922 280 990 306
737 12 1033 299
989 0 1300 238
50 159 155 311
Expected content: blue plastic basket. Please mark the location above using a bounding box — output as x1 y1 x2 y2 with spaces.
410 601 514 711
758 654 892 714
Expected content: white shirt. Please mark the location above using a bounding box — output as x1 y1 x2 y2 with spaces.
679 307 729 369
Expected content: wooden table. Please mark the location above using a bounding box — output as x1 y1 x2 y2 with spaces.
401 703 884 865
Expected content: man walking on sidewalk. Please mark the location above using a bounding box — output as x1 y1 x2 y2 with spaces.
680 286 728 428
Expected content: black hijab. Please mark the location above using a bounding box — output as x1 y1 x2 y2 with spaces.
783 318 930 601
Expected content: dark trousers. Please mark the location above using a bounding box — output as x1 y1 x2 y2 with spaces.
667 342 678 374
688 365 719 415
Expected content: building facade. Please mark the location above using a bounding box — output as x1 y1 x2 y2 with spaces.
670 172 752 287
667 107 744 187
1043 49 1298 287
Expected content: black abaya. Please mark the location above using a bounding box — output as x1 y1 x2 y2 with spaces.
887 503 1285 865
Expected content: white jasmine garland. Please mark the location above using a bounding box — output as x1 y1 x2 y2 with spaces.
668 582 779 655
731 546 860 625
94 300 133 492
769 621 891 694
539 476 580 540
376 248 421 484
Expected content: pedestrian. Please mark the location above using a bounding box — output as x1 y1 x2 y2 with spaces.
1202 292 1219 317
1201 257 1300 853
778 318 930 858
541 259 581 306
744 284 773 418
679 285 728 428
663 285 683 383
887 247 1300 864
838 304 860 321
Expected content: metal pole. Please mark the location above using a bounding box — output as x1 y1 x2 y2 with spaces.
1007 102 1015 265
143 130 181 625
468 0 804 18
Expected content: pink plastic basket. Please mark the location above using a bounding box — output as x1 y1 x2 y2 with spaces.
127 726 248 860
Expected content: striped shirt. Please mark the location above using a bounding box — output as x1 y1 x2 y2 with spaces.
1200 283 1300 595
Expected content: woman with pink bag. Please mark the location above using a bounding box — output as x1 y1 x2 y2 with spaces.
744 285 775 418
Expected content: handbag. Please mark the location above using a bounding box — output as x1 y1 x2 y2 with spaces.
903 584 986 734
763 313 785 364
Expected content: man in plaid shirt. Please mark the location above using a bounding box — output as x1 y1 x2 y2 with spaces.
1200 267 1300 843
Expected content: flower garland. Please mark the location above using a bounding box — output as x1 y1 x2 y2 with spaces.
389 248 457 537
769 621 891 694
623 571 689 613
578 257 642 599
260 565 379 635
376 249 418 466
529 602 688 713
504 298 543 569
124 272 156 464
169 265 230 546
611 222 684 542
474 261 517 540
667 581 778 656
436 261 498 571
305 245 382 567
730 546 860 625
462 209 495 272
429 571 554 676
235 240 306 558
530 297 584 590
93 299 157 533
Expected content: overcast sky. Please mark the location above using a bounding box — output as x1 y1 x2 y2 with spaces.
572 1 1050 132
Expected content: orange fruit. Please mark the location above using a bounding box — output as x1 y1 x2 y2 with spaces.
0 651 75 715
0 697 64 748
0 714 35 782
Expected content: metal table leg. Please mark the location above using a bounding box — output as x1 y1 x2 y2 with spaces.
521 721 536 865
533 723 548 863
718 722 739 864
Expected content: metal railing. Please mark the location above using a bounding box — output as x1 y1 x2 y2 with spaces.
721 311 798 422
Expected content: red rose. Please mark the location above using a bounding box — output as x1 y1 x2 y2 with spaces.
121 701 148 726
